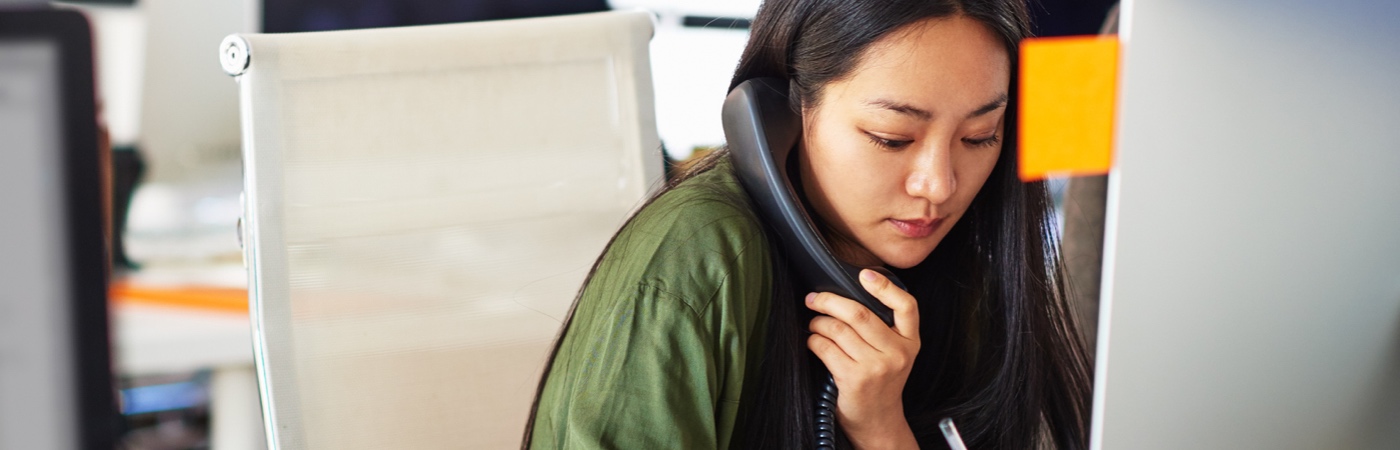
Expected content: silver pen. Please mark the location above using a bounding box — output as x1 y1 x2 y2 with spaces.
939 417 968 450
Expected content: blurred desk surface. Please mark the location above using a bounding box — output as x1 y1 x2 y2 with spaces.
111 264 252 377
112 298 252 377
111 264 265 450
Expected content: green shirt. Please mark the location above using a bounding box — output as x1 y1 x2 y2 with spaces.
530 160 773 449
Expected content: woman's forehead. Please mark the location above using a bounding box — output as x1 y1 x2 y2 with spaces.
832 15 1011 117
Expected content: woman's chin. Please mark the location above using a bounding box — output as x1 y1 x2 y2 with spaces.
875 245 936 270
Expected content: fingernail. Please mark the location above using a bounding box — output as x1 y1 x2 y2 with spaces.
861 269 878 281
805 293 816 304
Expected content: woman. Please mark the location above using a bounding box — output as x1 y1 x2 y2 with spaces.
525 0 1092 448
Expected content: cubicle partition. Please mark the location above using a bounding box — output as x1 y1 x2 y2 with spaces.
1092 1 1400 448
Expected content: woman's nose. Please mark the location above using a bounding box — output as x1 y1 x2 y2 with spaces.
906 145 956 204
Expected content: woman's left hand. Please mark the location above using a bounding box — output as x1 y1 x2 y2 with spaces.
806 269 921 449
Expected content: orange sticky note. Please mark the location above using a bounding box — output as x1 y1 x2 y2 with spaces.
1018 36 1119 181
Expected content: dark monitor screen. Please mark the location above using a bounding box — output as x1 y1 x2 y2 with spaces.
0 8 117 450
263 0 610 33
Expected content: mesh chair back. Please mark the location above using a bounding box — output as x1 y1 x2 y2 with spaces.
224 11 661 448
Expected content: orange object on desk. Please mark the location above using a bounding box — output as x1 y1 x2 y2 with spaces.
1018 35 1120 181
111 282 249 314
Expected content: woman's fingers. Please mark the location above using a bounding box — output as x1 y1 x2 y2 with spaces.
807 333 856 372
857 269 921 341
812 291 884 336
809 315 878 361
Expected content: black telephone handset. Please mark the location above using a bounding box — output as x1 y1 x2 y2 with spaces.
725 79 966 449
723 77 903 326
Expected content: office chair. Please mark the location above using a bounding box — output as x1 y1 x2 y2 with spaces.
222 11 662 448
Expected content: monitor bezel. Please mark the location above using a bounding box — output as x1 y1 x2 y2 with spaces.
0 8 118 449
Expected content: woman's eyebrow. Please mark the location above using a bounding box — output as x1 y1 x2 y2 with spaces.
865 93 1008 121
965 93 1008 119
866 99 933 120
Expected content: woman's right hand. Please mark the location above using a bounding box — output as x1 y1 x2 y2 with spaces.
805 268 922 449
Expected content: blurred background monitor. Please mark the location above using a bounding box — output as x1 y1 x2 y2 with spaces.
0 8 118 450
137 0 256 183
262 0 608 33
141 0 612 186
1093 0 1400 448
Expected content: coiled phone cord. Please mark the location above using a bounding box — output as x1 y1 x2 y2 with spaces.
815 367 970 450
815 373 838 449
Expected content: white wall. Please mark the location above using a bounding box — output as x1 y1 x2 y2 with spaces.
614 0 759 159
648 13 750 159
57 3 145 146
611 0 760 20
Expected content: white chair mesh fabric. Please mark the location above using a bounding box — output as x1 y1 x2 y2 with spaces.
233 11 661 449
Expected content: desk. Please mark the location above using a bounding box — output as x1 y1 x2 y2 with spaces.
113 301 251 377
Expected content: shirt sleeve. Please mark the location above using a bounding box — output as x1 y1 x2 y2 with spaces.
533 281 722 449
529 167 771 449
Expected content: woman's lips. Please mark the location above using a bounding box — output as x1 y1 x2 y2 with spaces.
888 217 941 238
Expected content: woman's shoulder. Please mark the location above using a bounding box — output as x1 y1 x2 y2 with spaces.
636 158 765 248
534 160 774 449
594 157 772 316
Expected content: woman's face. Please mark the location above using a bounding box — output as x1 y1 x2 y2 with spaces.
798 15 1010 269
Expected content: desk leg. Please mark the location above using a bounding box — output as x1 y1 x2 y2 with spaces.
210 364 267 450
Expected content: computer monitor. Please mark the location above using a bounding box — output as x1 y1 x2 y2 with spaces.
138 0 611 184
0 7 118 449
261 0 608 33
1092 1 1400 448
137 0 257 183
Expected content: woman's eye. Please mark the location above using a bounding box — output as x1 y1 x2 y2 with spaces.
963 134 1001 148
865 133 913 150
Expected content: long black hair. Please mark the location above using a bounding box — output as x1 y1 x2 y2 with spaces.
524 0 1092 448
